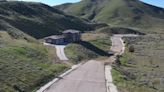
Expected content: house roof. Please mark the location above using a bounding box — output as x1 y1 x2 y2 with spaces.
44 35 65 40
63 29 80 34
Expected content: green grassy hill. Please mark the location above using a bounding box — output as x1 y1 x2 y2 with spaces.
0 30 69 92
0 2 77 91
112 34 164 92
0 1 94 39
55 0 164 33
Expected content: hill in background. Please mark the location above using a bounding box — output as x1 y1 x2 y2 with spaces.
55 0 164 33
0 1 95 39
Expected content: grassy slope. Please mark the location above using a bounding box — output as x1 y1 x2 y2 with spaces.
0 18 70 91
0 31 69 92
0 1 100 91
112 34 164 92
65 31 111 63
0 1 94 39
55 0 164 33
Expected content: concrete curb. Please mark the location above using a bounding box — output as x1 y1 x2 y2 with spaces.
36 64 81 92
119 38 125 55
105 65 118 92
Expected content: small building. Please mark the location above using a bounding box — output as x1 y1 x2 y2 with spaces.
44 35 65 45
63 29 81 42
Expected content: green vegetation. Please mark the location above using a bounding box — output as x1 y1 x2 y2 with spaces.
0 1 94 39
55 0 164 33
0 1 98 91
112 34 164 92
112 68 156 92
65 43 98 63
82 32 111 51
0 31 69 92
96 26 144 35
65 31 112 63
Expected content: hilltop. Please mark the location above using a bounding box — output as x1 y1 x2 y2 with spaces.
55 0 164 33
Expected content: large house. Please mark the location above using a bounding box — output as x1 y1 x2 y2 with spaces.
44 29 81 45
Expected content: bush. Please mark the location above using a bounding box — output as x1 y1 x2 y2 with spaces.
129 45 135 52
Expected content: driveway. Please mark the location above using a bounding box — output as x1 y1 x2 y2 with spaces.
43 42 68 61
40 34 138 92
55 45 68 61
44 60 106 92
110 35 125 55
111 34 138 55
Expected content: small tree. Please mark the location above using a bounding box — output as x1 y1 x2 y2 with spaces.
129 45 135 53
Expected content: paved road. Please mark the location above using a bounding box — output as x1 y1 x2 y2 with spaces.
43 43 68 61
111 34 138 55
45 60 106 92
111 35 125 55
41 34 138 92
55 45 68 61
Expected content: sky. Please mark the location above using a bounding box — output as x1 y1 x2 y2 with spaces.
18 0 80 6
18 0 164 8
140 0 164 8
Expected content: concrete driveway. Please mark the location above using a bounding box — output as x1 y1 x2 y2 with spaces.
40 34 138 92
55 45 68 61
44 60 106 92
43 42 68 61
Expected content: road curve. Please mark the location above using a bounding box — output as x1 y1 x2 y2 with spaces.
44 60 106 92
41 34 138 92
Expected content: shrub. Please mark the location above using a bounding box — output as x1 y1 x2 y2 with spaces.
129 45 135 52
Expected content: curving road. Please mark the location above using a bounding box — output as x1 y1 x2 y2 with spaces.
40 34 138 92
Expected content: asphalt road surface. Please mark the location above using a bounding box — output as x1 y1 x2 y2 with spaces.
44 60 106 92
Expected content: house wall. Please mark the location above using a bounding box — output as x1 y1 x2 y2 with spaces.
63 33 81 42
45 38 64 45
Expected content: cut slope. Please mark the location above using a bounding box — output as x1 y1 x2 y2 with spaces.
55 0 164 33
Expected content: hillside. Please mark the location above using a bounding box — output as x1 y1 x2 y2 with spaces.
0 2 74 92
0 1 94 39
55 0 164 33
0 29 69 92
